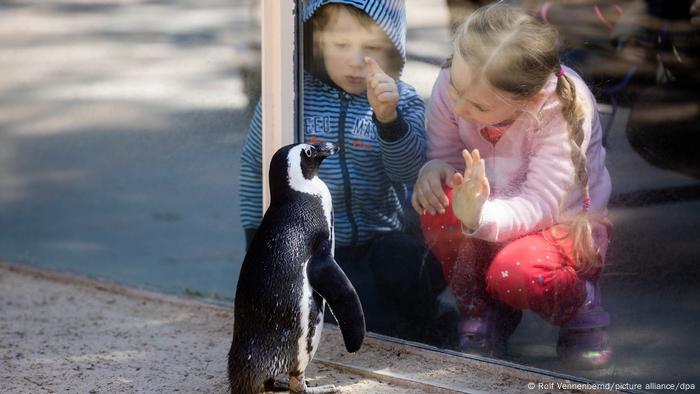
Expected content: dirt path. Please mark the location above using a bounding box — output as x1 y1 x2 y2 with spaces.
0 263 598 393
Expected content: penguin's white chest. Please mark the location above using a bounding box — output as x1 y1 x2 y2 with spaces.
289 175 332 231
296 261 324 371
287 173 334 251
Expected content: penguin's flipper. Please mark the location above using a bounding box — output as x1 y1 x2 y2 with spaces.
307 244 365 353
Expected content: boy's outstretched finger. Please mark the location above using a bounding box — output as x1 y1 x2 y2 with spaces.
376 92 399 103
368 73 382 89
364 56 384 77
373 81 395 94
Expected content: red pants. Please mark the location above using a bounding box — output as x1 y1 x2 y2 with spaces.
421 190 609 326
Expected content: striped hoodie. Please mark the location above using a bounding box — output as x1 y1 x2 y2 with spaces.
240 0 426 247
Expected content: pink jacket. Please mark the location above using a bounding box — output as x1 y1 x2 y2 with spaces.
426 67 612 245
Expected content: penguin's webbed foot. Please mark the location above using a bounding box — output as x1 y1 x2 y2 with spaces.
289 371 339 394
299 384 338 394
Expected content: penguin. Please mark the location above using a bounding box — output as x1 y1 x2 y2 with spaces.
228 142 365 394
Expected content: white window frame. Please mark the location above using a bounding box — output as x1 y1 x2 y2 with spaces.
260 0 299 211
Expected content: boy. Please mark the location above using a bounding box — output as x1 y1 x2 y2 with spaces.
240 0 455 345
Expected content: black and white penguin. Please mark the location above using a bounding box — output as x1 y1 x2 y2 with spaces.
228 142 365 394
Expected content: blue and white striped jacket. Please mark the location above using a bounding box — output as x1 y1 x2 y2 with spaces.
240 0 425 247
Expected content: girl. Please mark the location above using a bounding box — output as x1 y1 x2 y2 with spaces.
413 3 613 368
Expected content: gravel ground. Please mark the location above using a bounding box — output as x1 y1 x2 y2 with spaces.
0 263 406 393
0 262 598 393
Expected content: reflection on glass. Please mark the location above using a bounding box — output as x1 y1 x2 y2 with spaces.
295 0 699 388
258 0 456 348
0 0 258 303
418 0 615 372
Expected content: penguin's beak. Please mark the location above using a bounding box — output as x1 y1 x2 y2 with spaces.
313 142 339 158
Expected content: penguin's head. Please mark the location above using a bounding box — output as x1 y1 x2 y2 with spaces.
269 142 339 199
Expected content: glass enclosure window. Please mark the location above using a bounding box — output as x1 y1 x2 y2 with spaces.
301 0 700 387
0 0 262 303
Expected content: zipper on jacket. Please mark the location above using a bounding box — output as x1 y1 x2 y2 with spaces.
337 93 359 247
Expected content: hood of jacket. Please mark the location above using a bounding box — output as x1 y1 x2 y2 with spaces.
303 0 407 66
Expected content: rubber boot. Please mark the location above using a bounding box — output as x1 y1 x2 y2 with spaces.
556 281 613 369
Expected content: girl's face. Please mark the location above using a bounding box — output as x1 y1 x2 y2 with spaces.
318 7 395 95
448 54 532 127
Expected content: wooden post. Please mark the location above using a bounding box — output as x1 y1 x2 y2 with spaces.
260 0 297 211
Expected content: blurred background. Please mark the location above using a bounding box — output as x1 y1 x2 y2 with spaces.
1 0 698 390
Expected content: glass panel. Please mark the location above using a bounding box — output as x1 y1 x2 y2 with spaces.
301 0 700 387
0 0 262 303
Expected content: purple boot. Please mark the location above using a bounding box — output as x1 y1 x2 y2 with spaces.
556 281 613 369
458 303 522 357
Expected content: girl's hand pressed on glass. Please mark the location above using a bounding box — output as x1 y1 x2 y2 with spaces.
412 160 456 215
451 149 490 230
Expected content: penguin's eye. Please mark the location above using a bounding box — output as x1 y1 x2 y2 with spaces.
304 147 312 157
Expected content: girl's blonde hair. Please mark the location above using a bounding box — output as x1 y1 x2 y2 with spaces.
453 3 600 276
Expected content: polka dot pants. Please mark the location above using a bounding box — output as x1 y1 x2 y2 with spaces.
421 189 610 326
485 232 588 325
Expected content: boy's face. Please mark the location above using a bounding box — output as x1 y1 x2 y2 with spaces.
317 7 396 95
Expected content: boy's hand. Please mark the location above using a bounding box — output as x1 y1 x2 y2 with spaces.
365 56 399 123
412 159 457 215
451 149 490 230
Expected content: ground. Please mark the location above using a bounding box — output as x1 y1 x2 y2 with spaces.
1 262 601 393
